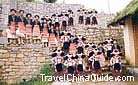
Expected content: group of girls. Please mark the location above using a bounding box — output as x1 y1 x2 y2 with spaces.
77 8 98 25
4 9 75 45
51 31 122 77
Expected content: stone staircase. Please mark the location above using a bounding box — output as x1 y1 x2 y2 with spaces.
67 25 127 76
0 25 127 84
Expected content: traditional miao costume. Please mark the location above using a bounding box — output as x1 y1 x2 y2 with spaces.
54 15 60 31
61 15 68 30
16 16 27 44
8 14 18 44
51 50 63 73
78 12 84 24
76 54 85 73
25 14 33 43
61 31 70 54
68 13 74 26
91 10 98 25
110 50 122 72
64 54 75 74
104 39 113 60
89 49 101 72
85 12 91 25
77 37 84 54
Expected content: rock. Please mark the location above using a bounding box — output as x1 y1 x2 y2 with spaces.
2 53 9 58
0 49 8 53
9 58 15 62
16 54 24 58
37 57 46 62
12 62 24 66
10 54 17 57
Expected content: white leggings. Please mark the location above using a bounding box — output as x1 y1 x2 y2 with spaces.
16 29 25 38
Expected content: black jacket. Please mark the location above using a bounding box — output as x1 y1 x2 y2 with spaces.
25 19 33 25
17 16 27 25
8 15 18 24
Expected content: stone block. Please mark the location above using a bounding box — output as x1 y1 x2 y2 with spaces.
2 53 9 58
5 68 12 72
9 72 16 76
1 58 8 61
9 57 15 62
0 49 8 53
12 62 24 66
16 54 24 58
10 54 17 57
37 57 46 62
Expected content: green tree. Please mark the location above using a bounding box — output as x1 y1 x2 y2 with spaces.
44 0 57 3
19 0 35 2
26 0 35 2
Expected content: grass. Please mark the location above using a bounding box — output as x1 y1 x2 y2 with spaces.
0 82 8 85
0 64 53 85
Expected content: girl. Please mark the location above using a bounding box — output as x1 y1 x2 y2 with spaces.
104 38 113 60
32 15 41 34
68 12 74 27
89 49 102 73
76 53 85 75
32 15 41 43
61 31 70 55
64 54 76 74
54 13 60 31
61 12 68 30
76 35 85 54
25 13 33 43
78 8 85 24
91 9 98 26
16 10 26 44
51 50 64 74
110 50 122 76
85 11 91 25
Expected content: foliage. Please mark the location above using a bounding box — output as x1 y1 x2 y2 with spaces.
18 0 35 2
0 82 8 85
109 0 138 25
44 0 57 3
26 0 35 2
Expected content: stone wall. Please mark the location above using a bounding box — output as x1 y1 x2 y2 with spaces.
0 0 17 30
17 2 83 17
0 44 50 83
